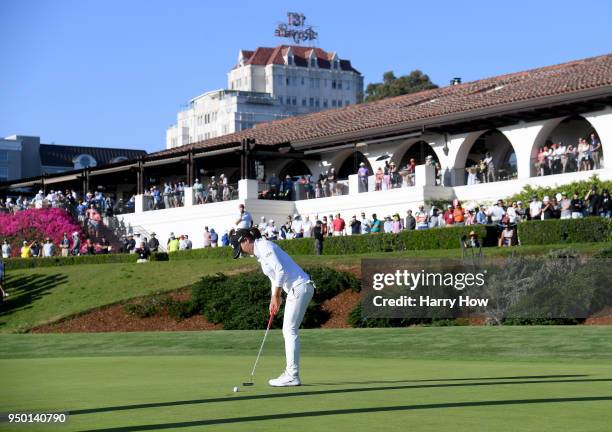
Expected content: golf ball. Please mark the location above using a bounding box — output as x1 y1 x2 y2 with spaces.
233 386 239 393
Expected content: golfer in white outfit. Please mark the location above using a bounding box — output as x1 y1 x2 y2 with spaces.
231 228 314 387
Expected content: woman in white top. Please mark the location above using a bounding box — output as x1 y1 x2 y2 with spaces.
578 138 591 171
232 228 314 387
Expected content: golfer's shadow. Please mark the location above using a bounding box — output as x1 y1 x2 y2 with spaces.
71 374 602 417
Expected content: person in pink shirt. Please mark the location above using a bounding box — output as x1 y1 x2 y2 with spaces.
375 167 383 191
203 226 212 247
391 214 403 233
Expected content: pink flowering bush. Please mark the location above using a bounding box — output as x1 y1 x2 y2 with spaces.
0 208 83 257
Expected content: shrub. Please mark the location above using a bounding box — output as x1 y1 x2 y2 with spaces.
181 225 493 260
167 300 198 321
124 294 172 318
191 266 360 329
0 208 84 258
517 217 612 245
507 174 612 205
3 252 168 270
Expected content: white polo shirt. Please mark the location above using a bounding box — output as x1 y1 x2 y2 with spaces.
253 238 310 294
236 210 253 229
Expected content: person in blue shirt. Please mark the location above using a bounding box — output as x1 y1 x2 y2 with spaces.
476 205 488 224
221 231 230 247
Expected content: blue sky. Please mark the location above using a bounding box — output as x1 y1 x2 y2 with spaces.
1 0 611 153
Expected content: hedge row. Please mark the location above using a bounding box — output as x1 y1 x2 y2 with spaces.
162 225 495 260
517 217 612 245
3 251 169 270
4 218 610 270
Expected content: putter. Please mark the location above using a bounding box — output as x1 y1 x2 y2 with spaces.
242 312 275 387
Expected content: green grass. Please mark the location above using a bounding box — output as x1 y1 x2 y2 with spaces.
0 258 257 333
1 328 611 431
1 242 610 334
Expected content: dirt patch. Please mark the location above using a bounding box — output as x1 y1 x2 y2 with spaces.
584 307 612 325
33 289 222 333
321 289 362 328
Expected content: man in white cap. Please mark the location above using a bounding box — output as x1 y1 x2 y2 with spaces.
291 214 303 238
357 162 369 193
258 216 267 231
265 220 278 240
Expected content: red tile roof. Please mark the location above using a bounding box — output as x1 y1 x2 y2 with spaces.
159 54 612 157
238 44 359 73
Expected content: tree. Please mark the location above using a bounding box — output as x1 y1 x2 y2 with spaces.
364 70 438 102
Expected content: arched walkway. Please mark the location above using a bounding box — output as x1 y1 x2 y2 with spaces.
531 115 603 176
455 129 517 185
393 140 440 168
279 159 313 179
337 151 373 179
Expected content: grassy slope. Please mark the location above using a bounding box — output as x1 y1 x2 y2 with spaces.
0 258 257 333
0 242 609 333
1 328 611 432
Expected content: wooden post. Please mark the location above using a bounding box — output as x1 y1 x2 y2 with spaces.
186 150 194 186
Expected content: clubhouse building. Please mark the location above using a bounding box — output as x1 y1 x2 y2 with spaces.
2 54 612 247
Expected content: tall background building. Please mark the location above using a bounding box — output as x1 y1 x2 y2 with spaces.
166 45 363 149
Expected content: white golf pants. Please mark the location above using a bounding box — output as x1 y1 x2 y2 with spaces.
283 282 314 377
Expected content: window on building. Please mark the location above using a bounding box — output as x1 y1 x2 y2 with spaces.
0 166 7 181
286 77 290 86
292 96 297 106
324 79 328 87
323 99 328 108
338 100 343 107
309 78 314 88
332 80 337 89
334 59 339 69
309 97 314 107
310 58 316 67
302 98 307 106
346 100 350 107
346 80 351 90
338 81 343 90
332 100 337 107
315 98 320 107
301 77 305 85
0 150 7 161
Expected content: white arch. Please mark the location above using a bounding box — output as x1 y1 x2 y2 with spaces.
389 138 446 167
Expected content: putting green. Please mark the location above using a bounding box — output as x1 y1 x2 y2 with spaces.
1 328 611 431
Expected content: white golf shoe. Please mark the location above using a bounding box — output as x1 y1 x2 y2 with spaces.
268 371 301 387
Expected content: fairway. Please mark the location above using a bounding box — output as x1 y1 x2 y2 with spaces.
2 328 611 432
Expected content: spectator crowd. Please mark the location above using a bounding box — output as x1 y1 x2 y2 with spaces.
535 134 602 176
